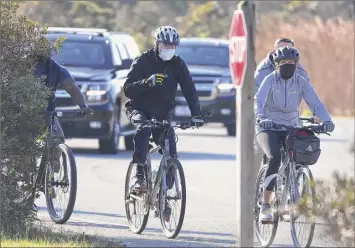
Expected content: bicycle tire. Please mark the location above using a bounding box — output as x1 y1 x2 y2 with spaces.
124 162 149 234
159 158 186 239
253 164 278 248
290 166 316 248
45 143 77 224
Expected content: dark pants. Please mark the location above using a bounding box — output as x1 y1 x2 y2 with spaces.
256 130 287 191
127 108 177 165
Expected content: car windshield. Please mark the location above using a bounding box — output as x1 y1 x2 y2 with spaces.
175 45 229 67
50 40 113 69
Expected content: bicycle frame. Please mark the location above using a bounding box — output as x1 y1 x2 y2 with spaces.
128 115 209 210
129 127 182 212
33 110 80 194
147 130 181 208
32 127 52 194
275 148 305 217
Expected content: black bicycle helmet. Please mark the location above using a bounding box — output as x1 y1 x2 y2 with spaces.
272 46 300 63
154 26 180 46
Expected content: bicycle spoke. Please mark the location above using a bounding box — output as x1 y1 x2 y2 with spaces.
290 168 316 247
254 166 278 247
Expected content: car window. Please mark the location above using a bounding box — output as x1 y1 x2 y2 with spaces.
111 41 122 65
124 37 140 59
50 39 113 69
175 45 229 67
116 41 129 60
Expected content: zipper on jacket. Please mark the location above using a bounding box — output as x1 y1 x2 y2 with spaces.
284 80 287 108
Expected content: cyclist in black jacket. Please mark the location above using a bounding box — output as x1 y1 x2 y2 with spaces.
123 26 204 194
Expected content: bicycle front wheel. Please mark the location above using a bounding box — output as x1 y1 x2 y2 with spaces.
253 164 278 248
159 158 186 239
124 162 149 234
45 143 77 224
289 166 316 247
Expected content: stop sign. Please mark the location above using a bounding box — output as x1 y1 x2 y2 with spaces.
229 10 248 88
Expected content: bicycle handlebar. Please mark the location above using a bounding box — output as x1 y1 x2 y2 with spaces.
299 117 320 124
132 112 211 130
272 123 330 135
132 119 200 130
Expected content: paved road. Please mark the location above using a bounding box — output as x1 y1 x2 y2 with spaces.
37 118 354 247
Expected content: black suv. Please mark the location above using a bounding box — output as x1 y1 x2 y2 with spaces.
46 27 137 154
173 38 236 136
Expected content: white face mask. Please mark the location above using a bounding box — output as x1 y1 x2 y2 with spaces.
159 48 175 61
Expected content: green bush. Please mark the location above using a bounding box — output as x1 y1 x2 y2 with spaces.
298 153 355 246
314 172 355 246
0 0 59 235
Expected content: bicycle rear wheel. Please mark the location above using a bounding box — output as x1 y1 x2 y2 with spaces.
159 158 186 239
253 164 278 247
289 166 316 247
124 162 149 234
45 144 77 224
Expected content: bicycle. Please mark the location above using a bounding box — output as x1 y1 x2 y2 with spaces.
253 117 330 247
124 115 208 239
30 109 89 224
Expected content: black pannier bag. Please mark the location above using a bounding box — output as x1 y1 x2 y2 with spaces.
285 128 321 165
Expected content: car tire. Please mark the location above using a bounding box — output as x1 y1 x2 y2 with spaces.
226 123 236 136
99 117 120 154
124 134 134 151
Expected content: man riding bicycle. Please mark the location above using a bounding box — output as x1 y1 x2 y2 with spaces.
254 46 335 222
30 37 93 192
254 38 310 92
123 26 204 196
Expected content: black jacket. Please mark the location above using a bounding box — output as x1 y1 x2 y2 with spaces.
123 48 201 119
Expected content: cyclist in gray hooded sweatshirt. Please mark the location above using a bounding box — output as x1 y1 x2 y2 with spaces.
254 38 310 93
254 46 335 222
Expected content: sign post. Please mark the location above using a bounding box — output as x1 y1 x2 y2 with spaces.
229 1 257 247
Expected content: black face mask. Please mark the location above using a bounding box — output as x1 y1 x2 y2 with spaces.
278 64 296 79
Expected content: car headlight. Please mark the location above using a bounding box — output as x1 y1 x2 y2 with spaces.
217 77 235 95
85 83 110 104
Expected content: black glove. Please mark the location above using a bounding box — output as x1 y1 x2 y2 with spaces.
144 73 166 87
323 121 335 132
191 116 205 127
258 118 273 129
79 105 94 116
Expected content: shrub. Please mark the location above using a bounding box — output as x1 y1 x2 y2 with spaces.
0 0 59 235
314 172 355 246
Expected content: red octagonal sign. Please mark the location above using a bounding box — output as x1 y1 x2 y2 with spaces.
229 10 248 88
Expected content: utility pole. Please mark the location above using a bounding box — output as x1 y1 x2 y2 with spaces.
229 0 257 246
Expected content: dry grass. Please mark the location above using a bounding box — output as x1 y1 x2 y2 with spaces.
256 16 355 116
1 225 123 248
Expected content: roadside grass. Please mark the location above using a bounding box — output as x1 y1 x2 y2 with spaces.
1 225 124 248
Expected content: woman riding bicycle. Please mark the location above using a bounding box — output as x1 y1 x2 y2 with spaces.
254 46 335 222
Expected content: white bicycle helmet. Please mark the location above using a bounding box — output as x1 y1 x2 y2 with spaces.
154 26 180 46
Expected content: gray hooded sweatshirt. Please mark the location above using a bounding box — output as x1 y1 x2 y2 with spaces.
254 53 310 93
254 71 332 134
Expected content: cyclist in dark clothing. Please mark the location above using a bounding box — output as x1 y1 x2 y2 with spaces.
30 40 93 181
123 26 204 195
